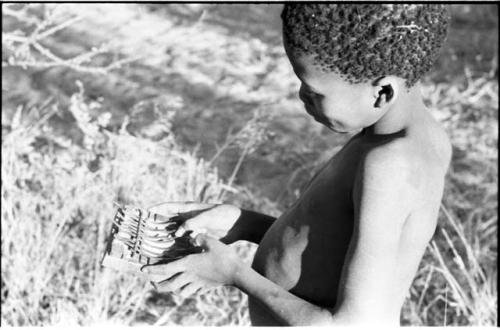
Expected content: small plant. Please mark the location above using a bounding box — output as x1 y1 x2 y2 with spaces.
2 3 137 73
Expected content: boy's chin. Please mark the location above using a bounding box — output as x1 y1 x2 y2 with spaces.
312 114 354 134
323 121 352 134
328 126 350 134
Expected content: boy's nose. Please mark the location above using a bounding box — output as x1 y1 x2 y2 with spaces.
298 85 310 104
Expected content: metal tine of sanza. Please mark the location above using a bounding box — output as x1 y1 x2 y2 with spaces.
112 206 187 260
115 230 139 244
148 212 180 224
113 212 126 225
117 222 174 242
142 216 176 233
115 235 136 249
138 212 177 258
114 210 143 242
117 219 143 234
129 208 144 252
119 215 171 231
118 237 154 258
113 211 136 226
117 209 144 229
115 221 144 238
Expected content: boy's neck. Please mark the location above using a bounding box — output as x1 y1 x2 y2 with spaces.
363 83 426 136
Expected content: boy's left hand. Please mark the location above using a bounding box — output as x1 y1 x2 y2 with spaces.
141 234 243 297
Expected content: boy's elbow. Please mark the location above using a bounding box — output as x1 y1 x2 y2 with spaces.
301 308 336 326
293 305 399 326
325 305 400 326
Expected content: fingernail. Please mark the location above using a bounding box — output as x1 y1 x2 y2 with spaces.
175 226 186 237
189 236 199 246
140 266 148 273
193 233 205 246
189 228 206 238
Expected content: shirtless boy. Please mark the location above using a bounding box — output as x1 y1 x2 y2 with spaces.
142 4 451 325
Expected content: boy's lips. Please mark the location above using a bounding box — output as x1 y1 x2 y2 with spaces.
305 105 314 115
306 107 329 125
304 103 318 116
306 109 325 124
304 105 345 132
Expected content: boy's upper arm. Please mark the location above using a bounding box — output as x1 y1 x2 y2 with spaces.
334 148 418 321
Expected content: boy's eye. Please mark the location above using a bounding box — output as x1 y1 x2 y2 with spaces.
300 81 323 97
307 88 322 97
303 84 322 96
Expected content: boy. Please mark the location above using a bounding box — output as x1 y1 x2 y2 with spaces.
142 4 451 326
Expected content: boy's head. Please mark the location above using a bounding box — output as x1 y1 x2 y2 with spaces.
281 4 450 133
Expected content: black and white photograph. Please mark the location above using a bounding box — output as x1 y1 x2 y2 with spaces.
1 2 497 326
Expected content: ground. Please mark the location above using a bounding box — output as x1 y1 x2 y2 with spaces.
1 3 497 326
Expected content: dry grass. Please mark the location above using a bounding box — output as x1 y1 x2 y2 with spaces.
1 3 497 326
400 71 498 326
0 85 261 325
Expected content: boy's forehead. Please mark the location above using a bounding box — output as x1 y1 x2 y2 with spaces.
284 38 343 83
284 43 316 76
286 50 332 82
284 36 349 85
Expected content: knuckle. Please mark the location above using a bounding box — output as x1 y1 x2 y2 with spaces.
183 222 195 231
143 265 161 274
149 274 166 282
178 285 190 297
173 272 190 284
148 202 173 213
183 284 200 297
157 281 173 292
183 255 198 267
172 282 187 292
171 274 184 284
158 278 182 292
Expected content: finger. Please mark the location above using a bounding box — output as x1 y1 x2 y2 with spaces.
156 272 191 292
194 281 216 295
141 258 188 276
147 202 214 216
174 225 187 237
177 283 201 298
149 273 169 283
173 209 215 237
194 233 220 250
175 223 207 238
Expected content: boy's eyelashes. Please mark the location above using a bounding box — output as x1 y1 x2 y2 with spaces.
298 79 323 97
303 85 322 96
306 89 323 98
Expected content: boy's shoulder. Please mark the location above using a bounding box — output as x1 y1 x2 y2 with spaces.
357 124 451 196
365 117 450 167
358 138 420 195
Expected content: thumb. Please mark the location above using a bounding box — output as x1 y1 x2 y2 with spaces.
193 233 219 250
174 212 211 237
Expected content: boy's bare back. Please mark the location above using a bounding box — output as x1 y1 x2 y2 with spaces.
250 110 451 325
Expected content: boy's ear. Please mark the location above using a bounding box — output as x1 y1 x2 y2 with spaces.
372 76 399 109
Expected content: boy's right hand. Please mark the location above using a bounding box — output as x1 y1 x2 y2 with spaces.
147 202 242 242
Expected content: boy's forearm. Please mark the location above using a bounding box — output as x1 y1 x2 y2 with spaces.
223 209 276 244
233 263 335 326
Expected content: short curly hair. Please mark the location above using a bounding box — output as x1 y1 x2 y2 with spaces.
281 4 450 87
